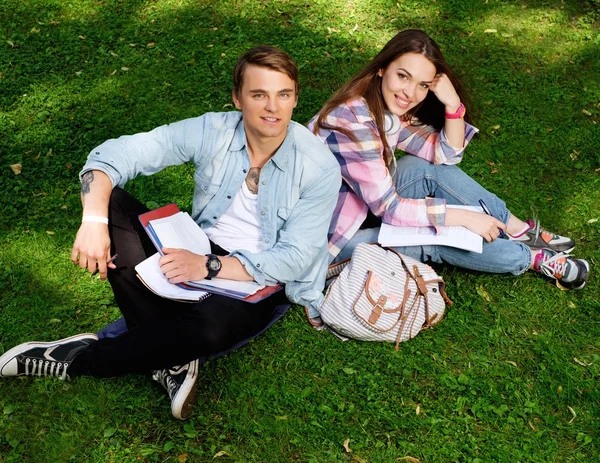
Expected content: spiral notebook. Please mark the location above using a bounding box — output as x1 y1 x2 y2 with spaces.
136 204 282 303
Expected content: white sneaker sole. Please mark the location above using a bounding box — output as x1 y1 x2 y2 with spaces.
171 359 199 420
0 333 99 377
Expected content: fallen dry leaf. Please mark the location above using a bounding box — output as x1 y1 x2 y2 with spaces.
477 285 491 302
343 438 352 453
46 231 55 235
352 456 367 463
10 163 22 174
567 406 577 423
587 218 598 224
415 405 421 415
573 358 591 367
505 360 517 367
484 29 497 33
177 454 188 463
582 109 592 116
121 67 130 71
397 457 420 463
213 450 229 458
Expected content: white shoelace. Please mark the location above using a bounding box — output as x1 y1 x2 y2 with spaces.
25 358 69 380
539 252 569 279
152 369 179 400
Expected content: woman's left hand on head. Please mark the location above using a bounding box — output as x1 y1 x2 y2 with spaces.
430 73 461 111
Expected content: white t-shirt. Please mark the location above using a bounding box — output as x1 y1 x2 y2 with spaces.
204 182 262 253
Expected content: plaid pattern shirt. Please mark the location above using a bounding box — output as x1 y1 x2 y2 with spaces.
308 98 479 262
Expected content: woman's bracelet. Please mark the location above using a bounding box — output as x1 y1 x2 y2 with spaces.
82 215 109 224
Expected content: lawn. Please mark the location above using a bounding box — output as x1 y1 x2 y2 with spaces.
1 0 599 461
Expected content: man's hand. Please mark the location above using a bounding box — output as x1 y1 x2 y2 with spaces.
71 222 116 279
159 248 208 283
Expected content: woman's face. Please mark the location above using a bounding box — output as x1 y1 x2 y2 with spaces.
378 52 437 117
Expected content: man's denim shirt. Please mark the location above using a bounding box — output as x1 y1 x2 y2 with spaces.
81 112 341 315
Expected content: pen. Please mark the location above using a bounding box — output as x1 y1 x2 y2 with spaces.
91 253 119 276
478 200 506 238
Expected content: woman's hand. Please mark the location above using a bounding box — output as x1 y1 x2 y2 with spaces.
429 73 461 112
159 248 208 283
446 209 507 243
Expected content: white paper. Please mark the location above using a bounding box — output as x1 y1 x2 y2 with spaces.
144 211 265 298
378 205 484 253
135 253 209 301
149 212 211 256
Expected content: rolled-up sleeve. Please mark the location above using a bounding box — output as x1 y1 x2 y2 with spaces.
230 164 341 286
396 120 479 165
79 116 209 186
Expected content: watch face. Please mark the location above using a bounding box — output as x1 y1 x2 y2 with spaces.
208 259 221 271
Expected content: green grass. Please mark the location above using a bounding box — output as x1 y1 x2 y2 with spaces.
1 0 600 461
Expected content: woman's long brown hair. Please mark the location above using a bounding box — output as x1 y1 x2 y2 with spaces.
313 30 471 165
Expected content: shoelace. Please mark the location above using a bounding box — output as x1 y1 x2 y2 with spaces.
538 252 569 279
24 358 69 380
152 369 179 400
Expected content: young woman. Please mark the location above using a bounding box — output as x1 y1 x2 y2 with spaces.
308 29 588 307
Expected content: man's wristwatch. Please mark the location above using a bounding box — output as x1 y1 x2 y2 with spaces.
205 254 222 280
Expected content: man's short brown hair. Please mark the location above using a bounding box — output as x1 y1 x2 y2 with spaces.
233 46 299 96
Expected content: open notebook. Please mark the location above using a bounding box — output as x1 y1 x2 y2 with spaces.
378 205 484 253
136 204 282 303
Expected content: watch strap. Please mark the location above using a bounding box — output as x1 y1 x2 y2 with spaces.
205 254 221 280
445 102 466 120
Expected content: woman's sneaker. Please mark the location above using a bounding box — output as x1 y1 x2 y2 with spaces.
510 219 575 253
0 333 98 380
533 248 589 290
152 359 199 420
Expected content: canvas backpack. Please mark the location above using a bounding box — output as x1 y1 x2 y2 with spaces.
319 243 451 349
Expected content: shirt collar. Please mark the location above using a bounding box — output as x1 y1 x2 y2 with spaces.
231 117 293 171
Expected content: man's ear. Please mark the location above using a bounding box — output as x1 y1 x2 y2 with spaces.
232 90 242 110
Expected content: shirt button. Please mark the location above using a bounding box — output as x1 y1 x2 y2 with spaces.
261 211 265 216
264 238 269 243
213 216 217 220
256 263 260 268
243 169 247 173
227 195 231 199
261 181 266 185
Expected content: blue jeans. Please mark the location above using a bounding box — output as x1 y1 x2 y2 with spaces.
334 156 531 275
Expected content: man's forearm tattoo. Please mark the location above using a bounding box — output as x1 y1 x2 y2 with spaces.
81 171 94 195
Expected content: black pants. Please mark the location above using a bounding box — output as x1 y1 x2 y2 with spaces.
70 188 286 378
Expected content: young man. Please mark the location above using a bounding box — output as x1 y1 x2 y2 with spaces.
0 47 341 420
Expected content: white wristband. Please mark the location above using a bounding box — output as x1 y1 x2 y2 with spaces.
82 215 109 225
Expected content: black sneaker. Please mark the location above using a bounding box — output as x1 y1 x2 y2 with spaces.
152 359 199 420
0 333 98 380
510 219 575 253
533 248 589 290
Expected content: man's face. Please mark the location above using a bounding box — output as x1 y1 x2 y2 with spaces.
233 65 298 145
